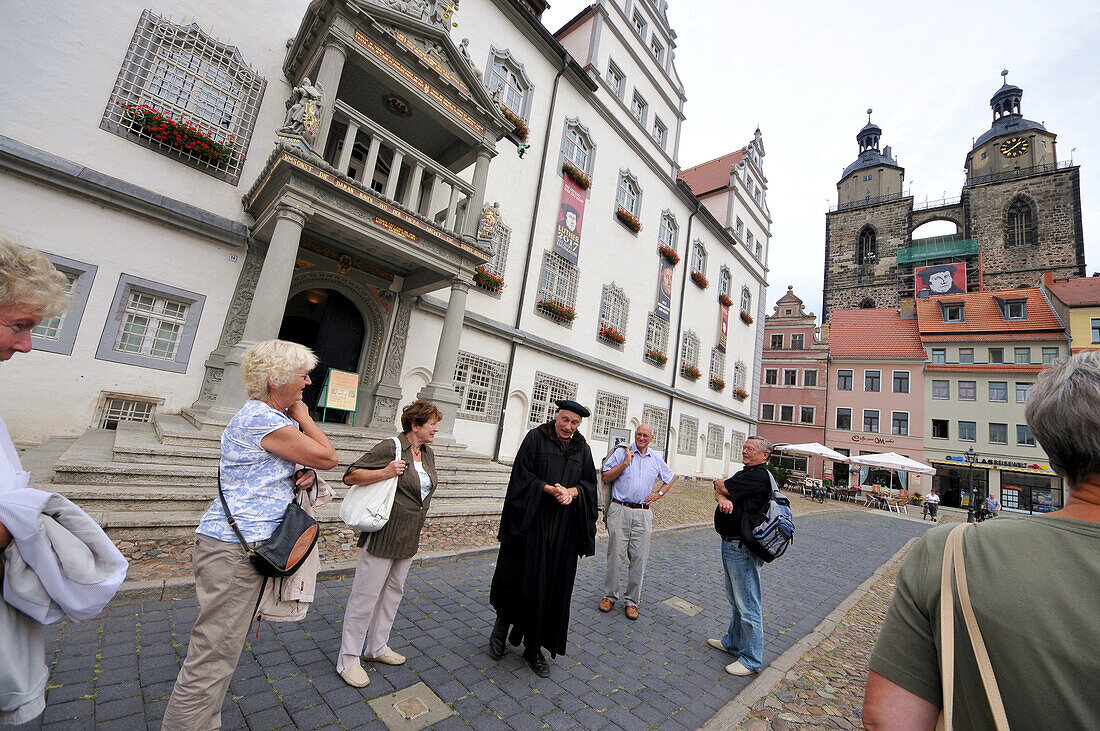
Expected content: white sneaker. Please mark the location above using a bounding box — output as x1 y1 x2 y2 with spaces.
339 663 371 687
725 660 757 676
706 638 732 654
364 647 406 665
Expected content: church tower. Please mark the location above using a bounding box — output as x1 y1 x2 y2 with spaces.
961 71 1084 289
823 112 912 317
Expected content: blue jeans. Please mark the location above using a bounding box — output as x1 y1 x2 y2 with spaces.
720 539 764 672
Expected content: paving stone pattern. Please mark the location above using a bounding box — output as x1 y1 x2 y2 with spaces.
19 512 927 730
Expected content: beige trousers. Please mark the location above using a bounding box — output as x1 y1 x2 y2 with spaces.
162 534 264 731
337 547 413 672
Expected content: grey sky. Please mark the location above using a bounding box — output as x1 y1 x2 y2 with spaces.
540 1 1100 321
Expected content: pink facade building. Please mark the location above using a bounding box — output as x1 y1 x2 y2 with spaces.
757 287 828 476
826 308 928 492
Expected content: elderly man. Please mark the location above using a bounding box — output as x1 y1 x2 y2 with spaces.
864 351 1100 728
488 400 598 678
707 436 774 676
598 424 675 619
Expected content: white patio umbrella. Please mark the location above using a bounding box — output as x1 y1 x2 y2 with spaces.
848 452 936 493
773 443 851 462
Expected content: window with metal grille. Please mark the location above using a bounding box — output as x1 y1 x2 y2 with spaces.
99 396 157 429
561 121 594 173
598 284 629 337
706 424 724 459
645 312 669 354
691 241 707 275
681 331 699 369
710 348 725 382
731 431 746 458
734 360 747 390
641 404 669 451
592 391 628 440
483 221 511 278
536 250 579 311
529 372 578 427
616 174 641 216
453 352 506 422
101 11 266 183
658 213 677 249
677 415 699 455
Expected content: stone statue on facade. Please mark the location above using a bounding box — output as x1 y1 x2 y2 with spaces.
431 0 459 29
379 0 429 20
278 78 325 148
458 38 481 80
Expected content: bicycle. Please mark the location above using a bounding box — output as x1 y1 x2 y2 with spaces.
810 483 828 503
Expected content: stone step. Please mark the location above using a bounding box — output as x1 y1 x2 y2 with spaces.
85 502 504 541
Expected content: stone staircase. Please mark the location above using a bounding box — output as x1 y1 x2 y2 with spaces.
33 413 512 541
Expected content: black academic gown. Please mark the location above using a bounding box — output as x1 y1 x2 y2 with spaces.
490 422 598 656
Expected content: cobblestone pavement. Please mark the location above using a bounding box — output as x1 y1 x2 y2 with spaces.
14 511 928 730
737 514 960 730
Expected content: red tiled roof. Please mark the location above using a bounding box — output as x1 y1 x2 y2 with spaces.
925 364 1046 374
920 332 1066 342
915 287 1063 334
677 150 745 196
828 309 926 359
1048 277 1100 306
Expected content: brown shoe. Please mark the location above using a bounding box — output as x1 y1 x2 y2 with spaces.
598 597 614 613
625 605 639 620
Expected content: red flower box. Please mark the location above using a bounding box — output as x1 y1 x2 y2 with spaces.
615 206 642 232
690 271 709 289
536 299 576 322
658 245 680 265
718 293 733 307
645 349 668 366
733 387 749 400
598 325 626 344
561 160 592 189
121 103 238 165
680 364 701 380
709 378 726 391
473 266 504 292
500 106 529 141
739 310 754 324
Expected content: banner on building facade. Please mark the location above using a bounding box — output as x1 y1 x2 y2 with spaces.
656 257 674 321
915 262 967 299
553 175 586 265
718 302 729 350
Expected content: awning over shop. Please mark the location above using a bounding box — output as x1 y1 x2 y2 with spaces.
928 459 1054 476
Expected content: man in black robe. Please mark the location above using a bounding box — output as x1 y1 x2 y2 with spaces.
488 400 598 677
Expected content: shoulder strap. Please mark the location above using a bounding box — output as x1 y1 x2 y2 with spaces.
939 523 1010 731
217 469 254 557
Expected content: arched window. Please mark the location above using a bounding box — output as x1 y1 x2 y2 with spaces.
719 266 732 297
740 285 752 314
857 226 876 264
681 331 700 369
485 48 533 119
691 240 707 275
658 213 677 249
616 174 641 216
560 120 594 174
1006 198 1036 248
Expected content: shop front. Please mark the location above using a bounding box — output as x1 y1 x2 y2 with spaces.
928 457 1063 514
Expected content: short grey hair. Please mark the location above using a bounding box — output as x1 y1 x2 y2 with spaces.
0 233 72 317
1025 351 1100 490
241 339 319 400
746 435 773 455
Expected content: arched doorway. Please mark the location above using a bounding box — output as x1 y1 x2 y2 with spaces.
279 288 365 423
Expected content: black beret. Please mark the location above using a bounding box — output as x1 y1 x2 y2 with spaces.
554 399 590 418
916 263 957 281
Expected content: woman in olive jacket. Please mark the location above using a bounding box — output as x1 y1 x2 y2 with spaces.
335 400 441 688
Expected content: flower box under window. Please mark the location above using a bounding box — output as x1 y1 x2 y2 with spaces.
500 106 529 141
739 310 754 324
681 364 701 380
598 325 626 345
690 271 709 289
121 103 240 166
473 266 504 292
615 206 642 233
718 293 733 307
561 159 591 189
709 378 726 392
645 349 667 366
536 299 576 322
657 244 680 265
733 387 749 400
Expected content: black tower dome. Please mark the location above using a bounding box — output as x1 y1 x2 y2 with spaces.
973 70 1047 149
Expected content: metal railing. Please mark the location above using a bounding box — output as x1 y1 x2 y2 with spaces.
912 195 961 211
966 159 1074 186
829 191 904 212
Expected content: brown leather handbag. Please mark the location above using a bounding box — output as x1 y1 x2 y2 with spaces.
218 471 318 578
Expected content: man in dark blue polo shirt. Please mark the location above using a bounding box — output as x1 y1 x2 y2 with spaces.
598 424 676 619
708 435 773 676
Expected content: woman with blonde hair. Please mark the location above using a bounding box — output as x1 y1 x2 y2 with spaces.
163 339 339 730
336 399 442 687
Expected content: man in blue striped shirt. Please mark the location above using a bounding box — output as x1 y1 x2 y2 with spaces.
598 424 676 620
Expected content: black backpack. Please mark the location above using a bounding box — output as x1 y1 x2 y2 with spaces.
740 472 795 562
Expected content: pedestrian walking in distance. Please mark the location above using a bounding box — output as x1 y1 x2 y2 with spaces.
488 400 598 678
598 423 676 620
336 399 442 688
162 339 338 730
707 436 775 676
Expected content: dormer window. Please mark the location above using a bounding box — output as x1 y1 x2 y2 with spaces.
941 302 965 323
1000 298 1027 320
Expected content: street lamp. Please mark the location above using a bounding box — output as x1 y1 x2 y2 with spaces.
965 447 978 523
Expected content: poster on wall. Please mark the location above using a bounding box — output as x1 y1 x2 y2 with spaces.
915 262 967 299
656 257 674 321
718 302 729 350
553 175 586 265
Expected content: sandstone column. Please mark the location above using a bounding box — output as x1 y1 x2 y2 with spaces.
416 278 470 444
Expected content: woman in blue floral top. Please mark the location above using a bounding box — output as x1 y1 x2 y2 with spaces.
163 339 339 731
